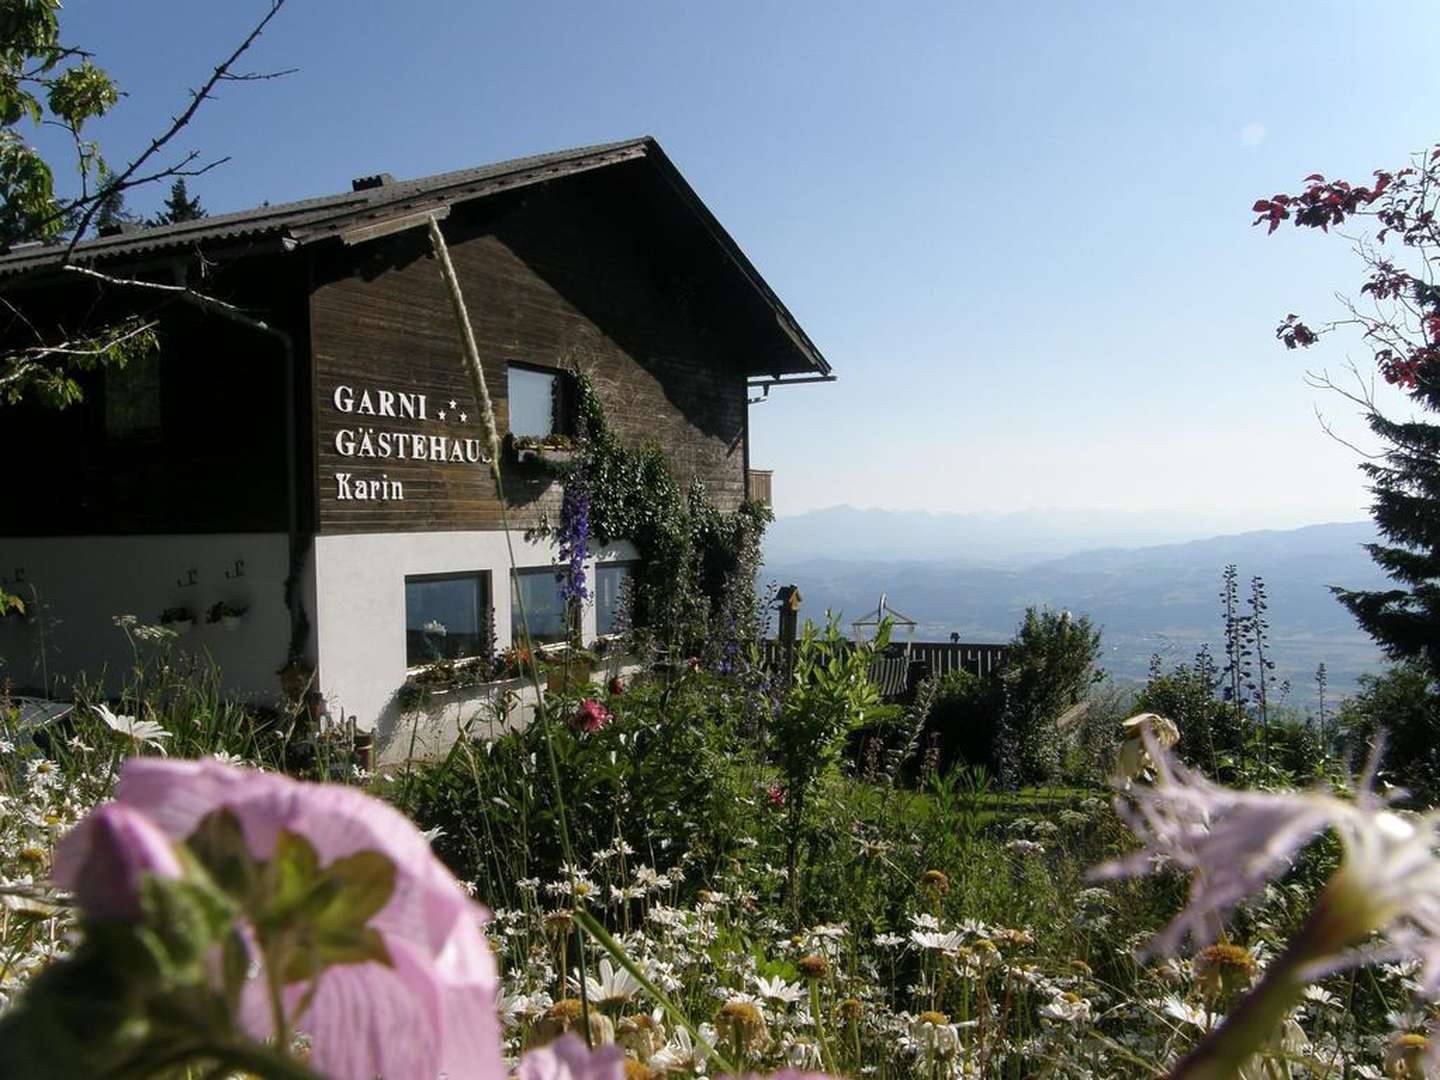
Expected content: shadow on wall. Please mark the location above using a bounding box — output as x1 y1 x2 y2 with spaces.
0 534 293 701
373 678 538 765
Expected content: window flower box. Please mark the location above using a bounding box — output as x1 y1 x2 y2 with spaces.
159 606 195 634
505 433 581 476
206 601 247 631
540 647 597 694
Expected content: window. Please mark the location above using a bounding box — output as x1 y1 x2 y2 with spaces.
507 364 571 439
404 572 492 668
511 567 570 644
104 350 163 442
595 562 634 636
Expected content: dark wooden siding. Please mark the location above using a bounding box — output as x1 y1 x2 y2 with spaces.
308 172 750 534
0 264 300 536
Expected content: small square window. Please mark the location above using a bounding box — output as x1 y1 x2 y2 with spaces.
595 562 634 637
511 566 570 645
507 364 572 439
105 350 163 442
405 572 492 668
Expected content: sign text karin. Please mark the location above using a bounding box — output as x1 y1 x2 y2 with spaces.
329 383 490 501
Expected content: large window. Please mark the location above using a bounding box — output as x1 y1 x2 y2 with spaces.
595 562 634 637
405 572 492 668
511 567 570 644
507 364 570 439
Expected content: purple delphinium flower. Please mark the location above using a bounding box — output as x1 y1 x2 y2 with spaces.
52 802 184 922
556 473 592 608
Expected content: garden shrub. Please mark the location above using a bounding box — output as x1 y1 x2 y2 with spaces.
393 672 762 903
1338 660 1440 804
1134 648 1242 778
922 668 1005 776
995 607 1103 788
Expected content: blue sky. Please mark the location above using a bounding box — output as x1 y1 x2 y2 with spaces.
46 1 1440 531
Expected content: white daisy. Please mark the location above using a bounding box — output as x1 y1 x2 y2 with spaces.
92 703 170 753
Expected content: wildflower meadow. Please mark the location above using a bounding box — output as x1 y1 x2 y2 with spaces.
2 612 1438 1079
5 10 1440 1073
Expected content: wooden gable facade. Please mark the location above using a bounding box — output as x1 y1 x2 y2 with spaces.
308 163 757 533
0 138 826 541
0 138 830 749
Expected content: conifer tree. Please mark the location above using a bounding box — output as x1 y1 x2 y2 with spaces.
150 177 206 225
1256 150 1440 682
95 184 134 230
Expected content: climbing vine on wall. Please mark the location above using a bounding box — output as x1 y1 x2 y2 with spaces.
572 372 770 659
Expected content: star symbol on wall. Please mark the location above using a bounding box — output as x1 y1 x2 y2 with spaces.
448 399 457 410
459 411 468 423
438 409 448 420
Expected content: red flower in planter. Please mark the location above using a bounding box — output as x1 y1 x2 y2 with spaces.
571 699 612 733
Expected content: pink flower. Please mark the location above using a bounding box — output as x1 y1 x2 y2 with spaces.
52 802 183 922
113 758 504 1080
1094 734 1440 982
516 1034 624 1079
572 699 611 733
766 784 787 807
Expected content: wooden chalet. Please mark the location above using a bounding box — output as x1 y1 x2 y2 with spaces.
0 137 831 758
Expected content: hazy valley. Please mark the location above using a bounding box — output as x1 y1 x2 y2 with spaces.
763 509 1391 702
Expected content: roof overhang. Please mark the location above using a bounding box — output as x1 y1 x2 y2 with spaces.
0 137 832 379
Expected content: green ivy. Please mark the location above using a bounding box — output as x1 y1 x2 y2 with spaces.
572 372 770 658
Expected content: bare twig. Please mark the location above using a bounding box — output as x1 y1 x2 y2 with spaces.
10 319 158 362
218 67 298 82
61 264 279 336
1312 405 1385 460
0 318 158 393
60 0 289 256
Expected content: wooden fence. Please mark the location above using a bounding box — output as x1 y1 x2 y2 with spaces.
760 639 1010 700
901 641 1010 679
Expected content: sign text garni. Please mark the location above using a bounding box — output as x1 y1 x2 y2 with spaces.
329 383 491 502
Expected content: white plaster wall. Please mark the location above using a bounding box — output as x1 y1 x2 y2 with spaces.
312 530 636 760
0 534 296 701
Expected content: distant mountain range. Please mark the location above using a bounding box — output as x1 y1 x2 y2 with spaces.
763 506 1327 567
762 510 1392 701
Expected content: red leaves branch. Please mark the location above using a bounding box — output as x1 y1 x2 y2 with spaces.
1252 171 1394 234
1256 146 1440 397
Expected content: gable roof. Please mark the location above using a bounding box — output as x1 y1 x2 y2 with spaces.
0 137 830 377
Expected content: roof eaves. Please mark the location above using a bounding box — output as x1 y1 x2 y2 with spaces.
0 137 653 278
638 141 832 378
287 138 653 247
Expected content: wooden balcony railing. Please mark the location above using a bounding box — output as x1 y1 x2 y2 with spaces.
746 468 773 506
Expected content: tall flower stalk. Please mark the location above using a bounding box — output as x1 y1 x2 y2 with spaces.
426 214 598 1043
557 471 592 639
